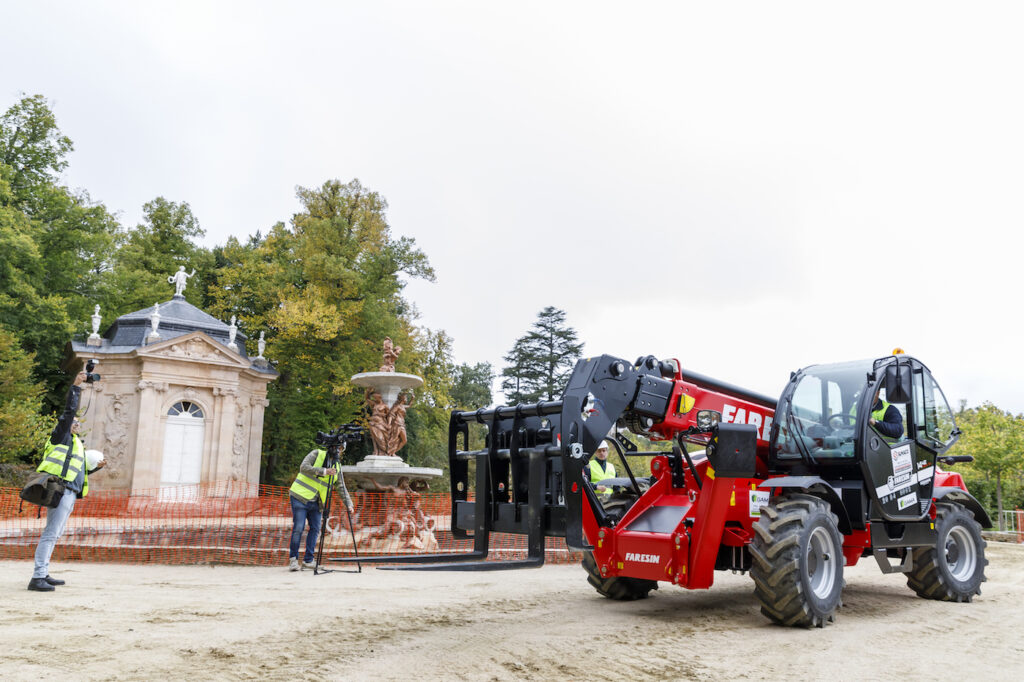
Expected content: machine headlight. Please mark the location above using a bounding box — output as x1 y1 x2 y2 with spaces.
696 409 721 431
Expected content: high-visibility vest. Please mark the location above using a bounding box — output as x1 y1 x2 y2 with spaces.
290 449 334 505
37 435 88 497
588 458 615 484
866 399 902 442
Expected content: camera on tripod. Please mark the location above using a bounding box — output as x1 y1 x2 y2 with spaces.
84 358 101 383
315 422 364 449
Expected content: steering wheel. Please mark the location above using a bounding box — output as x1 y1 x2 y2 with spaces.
827 413 856 430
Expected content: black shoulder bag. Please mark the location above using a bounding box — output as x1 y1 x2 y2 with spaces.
19 445 71 511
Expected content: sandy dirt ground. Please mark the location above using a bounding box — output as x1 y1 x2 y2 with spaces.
2 542 1023 681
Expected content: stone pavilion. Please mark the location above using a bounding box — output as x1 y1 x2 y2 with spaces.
66 286 277 498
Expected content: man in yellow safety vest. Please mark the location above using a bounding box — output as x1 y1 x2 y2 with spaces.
587 440 616 495
868 388 904 441
29 370 107 592
288 445 354 571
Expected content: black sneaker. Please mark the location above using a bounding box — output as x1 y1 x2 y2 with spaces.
28 577 55 592
44 575 65 586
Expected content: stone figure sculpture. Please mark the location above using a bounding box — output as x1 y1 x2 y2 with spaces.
361 477 435 549
366 390 391 456
168 266 197 296
387 392 415 454
380 337 401 372
148 302 162 341
227 315 238 351
257 331 266 359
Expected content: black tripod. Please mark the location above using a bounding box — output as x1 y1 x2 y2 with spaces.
314 444 361 575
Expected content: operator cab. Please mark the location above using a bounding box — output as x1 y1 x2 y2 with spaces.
770 352 960 521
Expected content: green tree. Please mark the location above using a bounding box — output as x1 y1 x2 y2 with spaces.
110 197 215 312
500 306 583 403
0 328 53 464
451 362 494 410
953 402 1024 528
0 95 121 408
0 94 73 210
207 179 437 485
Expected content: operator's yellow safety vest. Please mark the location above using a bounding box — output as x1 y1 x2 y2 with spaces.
290 449 335 505
872 400 891 423
849 400 894 425
588 458 615 485
872 399 903 442
37 434 88 497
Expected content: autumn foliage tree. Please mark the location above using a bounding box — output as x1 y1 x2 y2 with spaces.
207 179 439 484
952 402 1024 529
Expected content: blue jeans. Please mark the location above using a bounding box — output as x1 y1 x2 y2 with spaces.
34 487 77 579
290 496 322 563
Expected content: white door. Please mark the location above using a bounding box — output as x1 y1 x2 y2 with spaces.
160 401 205 501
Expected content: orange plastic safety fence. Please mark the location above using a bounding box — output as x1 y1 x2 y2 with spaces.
0 483 584 567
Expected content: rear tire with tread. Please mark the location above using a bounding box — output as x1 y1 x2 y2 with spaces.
907 502 987 602
582 552 657 601
750 493 844 628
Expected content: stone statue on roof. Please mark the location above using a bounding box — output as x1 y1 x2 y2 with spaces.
227 315 239 352
168 266 197 297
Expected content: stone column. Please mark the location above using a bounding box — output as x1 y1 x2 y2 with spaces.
212 386 239 484
248 394 270 487
132 379 168 492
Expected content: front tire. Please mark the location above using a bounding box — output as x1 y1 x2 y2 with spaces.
582 552 657 601
750 493 844 628
907 502 987 602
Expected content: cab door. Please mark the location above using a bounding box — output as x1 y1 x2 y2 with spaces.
860 360 928 522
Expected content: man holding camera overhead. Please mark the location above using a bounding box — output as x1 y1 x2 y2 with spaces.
288 443 354 571
28 366 107 592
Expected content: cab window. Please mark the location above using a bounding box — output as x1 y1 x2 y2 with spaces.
913 370 957 450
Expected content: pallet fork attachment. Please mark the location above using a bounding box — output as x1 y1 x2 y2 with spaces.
334 355 670 571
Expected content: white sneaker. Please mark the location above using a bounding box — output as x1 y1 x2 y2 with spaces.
302 560 316 571
289 557 299 572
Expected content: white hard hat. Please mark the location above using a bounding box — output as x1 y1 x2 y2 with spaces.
596 441 610 451
85 449 105 469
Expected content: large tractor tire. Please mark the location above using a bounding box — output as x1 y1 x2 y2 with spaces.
750 493 844 628
907 502 987 602
582 552 658 601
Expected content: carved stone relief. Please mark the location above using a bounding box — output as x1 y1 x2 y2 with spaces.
102 393 133 481
231 400 248 480
136 380 169 393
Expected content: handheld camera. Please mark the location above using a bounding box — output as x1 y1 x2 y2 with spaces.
315 422 364 453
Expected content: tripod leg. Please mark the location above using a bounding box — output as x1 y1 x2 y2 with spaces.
344 505 361 573
314 485 333 575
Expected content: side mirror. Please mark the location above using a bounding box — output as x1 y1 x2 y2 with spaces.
884 363 912 404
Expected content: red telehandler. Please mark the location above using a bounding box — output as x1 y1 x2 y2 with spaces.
339 351 989 627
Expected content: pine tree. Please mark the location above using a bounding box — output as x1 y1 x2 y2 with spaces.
500 306 583 403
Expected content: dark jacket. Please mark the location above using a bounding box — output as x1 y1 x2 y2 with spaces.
49 385 86 494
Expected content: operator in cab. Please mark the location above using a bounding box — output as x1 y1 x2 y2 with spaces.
588 440 616 493
868 388 904 441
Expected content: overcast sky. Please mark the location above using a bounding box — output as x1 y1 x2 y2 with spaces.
3 1 1023 413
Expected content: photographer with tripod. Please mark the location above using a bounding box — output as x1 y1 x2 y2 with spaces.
28 361 107 592
287 426 359 571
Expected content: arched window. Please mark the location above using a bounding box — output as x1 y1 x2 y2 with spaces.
168 401 204 419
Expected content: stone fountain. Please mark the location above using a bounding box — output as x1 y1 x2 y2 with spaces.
331 338 443 552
